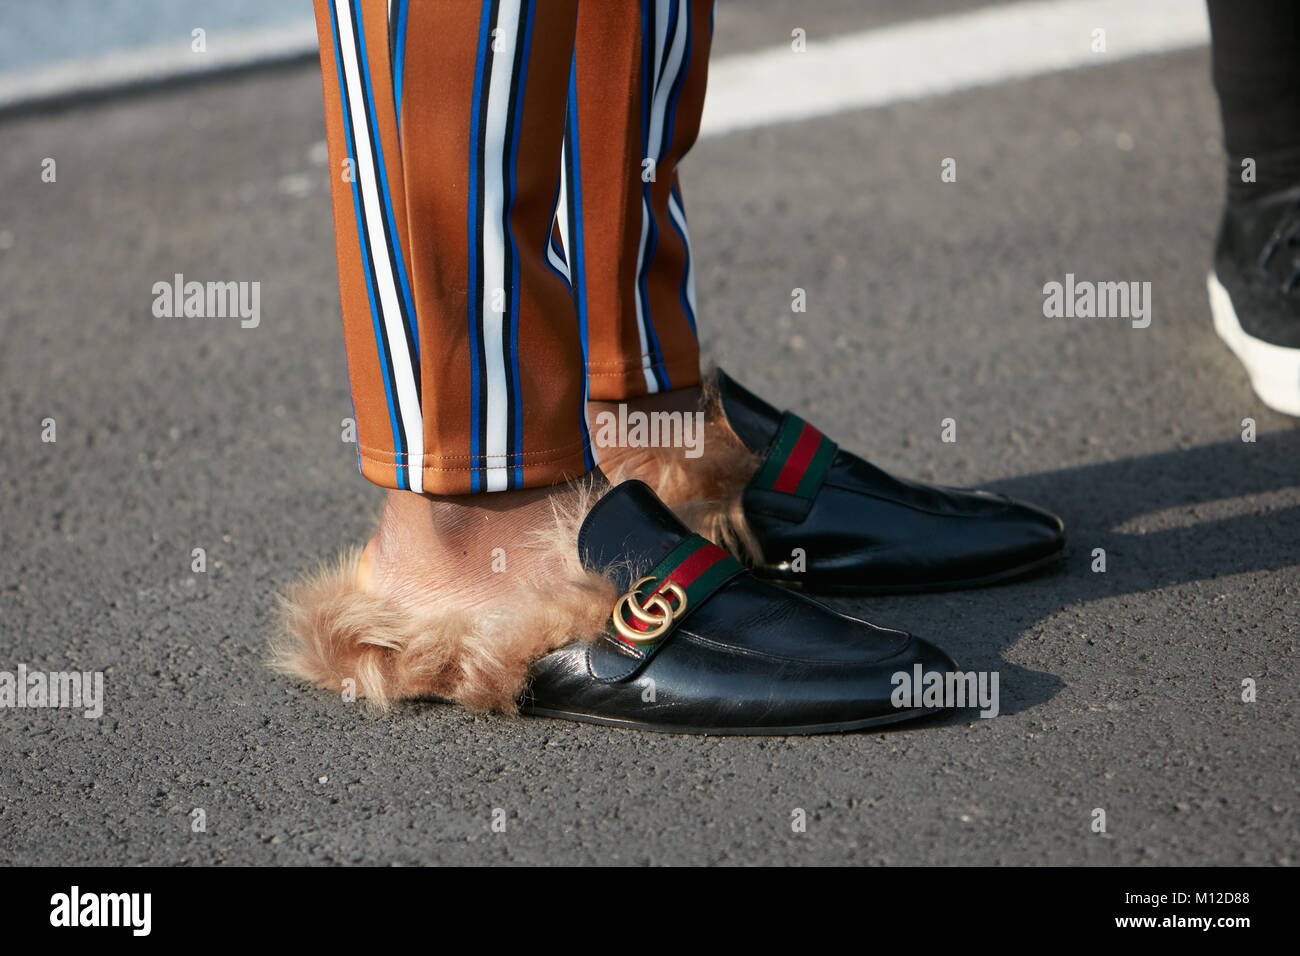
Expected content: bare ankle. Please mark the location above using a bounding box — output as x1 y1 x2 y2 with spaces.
588 384 702 422
357 479 602 610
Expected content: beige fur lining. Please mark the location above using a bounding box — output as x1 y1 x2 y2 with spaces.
270 482 617 713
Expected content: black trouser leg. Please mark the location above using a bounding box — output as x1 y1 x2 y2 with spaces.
1208 0 1300 203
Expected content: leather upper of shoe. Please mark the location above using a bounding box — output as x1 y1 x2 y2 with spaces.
717 369 1066 590
525 480 956 730
1214 184 1300 348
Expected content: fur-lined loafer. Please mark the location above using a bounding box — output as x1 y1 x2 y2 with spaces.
714 370 1066 595
521 480 958 734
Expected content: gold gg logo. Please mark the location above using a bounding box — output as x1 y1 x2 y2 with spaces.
611 576 689 644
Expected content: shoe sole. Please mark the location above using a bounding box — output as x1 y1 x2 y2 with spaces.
754 544 1066 596
1207 271 1300 417
519 703 950 736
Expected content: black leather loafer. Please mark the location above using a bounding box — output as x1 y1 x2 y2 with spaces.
522 480 958 735
717 370 1066 595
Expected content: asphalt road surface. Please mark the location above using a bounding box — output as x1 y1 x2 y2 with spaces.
1 2 1297 865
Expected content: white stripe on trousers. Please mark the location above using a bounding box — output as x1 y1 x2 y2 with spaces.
667 189 697 320
334 0 424 492
550 147 572 282
480 0 524 492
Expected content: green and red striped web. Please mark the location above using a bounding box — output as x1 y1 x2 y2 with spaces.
748 413 837 500
611 535 743 649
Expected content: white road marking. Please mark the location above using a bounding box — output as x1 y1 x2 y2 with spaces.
699 0 1210 138
0 0 1212 133
0 21 319 110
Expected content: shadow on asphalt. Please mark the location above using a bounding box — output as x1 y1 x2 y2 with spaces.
986 427 1300 590
846 426 1300 730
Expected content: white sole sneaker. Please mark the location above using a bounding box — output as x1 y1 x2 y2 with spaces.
1207 270 1300 417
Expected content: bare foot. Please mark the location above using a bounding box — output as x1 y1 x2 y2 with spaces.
356 475 604 616
588 384 758 496
588 385 762 561
588 385 704 479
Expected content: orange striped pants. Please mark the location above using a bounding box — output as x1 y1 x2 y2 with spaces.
313 0 712 493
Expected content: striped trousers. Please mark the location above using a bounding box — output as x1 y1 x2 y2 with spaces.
313 0 712 494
